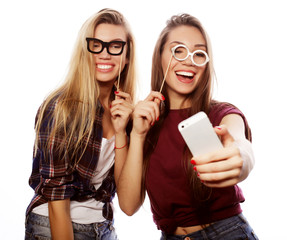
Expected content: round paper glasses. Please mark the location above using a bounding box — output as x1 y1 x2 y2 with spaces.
171 44 209 67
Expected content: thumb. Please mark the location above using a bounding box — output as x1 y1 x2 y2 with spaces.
214 125 235 147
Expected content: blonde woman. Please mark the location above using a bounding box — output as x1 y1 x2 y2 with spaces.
118 14 258 239
25 9 136 240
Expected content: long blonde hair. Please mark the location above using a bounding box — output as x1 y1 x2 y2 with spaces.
34 9 136 166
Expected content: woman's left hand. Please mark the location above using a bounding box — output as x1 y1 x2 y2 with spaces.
110 90 134 134
191 125 245 188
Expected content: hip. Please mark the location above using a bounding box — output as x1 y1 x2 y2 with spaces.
25 212 118 240
161 214 258 240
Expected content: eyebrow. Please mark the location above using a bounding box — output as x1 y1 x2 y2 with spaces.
170 41 207 48
93 37 126 42
110 38 126 42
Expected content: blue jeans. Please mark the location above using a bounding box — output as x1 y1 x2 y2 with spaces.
25 212 118 240
161 214 259 240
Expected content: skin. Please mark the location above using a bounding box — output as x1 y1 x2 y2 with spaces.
93 23 129 87
49 23 133 239
162 26 207 109
118 25 254 234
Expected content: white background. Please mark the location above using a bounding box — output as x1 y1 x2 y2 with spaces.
0 0 286 239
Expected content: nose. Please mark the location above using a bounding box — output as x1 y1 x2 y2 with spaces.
98 47 111 59
183 54 195 66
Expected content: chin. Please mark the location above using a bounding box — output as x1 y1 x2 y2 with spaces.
177 84 197 94
96 78 116 84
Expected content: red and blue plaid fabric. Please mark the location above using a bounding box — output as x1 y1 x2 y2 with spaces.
26 99 116 220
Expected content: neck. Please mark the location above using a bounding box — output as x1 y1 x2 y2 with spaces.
98 81 115 108
168 91 192 110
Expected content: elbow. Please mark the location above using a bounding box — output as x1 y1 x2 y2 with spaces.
122 208 137 217
118 199 140 216
117 191 142 216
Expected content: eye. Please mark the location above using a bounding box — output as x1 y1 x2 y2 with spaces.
90 40 102 50
195 52 205 58
173 46 188 59
93 43 101 48
110 42 123 49
175 49 184 54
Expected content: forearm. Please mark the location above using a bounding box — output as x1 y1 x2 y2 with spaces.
114 131 128 186
48 199 73 240
221 114 255 183
117 131 145 216
235 138 255 182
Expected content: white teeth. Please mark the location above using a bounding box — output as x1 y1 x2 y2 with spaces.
97 64 112 69
176 71 194 77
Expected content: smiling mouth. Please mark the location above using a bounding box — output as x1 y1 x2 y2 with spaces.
97 64 113 70
175 71 195 82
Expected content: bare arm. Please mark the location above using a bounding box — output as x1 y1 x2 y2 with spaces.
114 131 128 185
117 91 164 216
220 114 255 182
110 91 133 185
117 131 146 215
48 199 73 240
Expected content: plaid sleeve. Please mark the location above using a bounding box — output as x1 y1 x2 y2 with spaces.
32 101 76 201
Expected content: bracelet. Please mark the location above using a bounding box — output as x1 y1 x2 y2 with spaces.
114 136 128 150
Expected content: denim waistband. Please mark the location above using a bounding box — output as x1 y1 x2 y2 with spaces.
161 214 258 240
26 211 114 232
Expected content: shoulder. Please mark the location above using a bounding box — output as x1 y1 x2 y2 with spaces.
208 100 252 141
208 101 243 124
35 96 59 128
37 96 59 115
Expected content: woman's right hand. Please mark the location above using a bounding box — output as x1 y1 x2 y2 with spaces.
117 91 164 216
132 91 165 136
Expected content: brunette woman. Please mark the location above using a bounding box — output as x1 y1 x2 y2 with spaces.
118 13 258 239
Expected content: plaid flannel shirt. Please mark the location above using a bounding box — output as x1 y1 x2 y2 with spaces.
26 99 116 220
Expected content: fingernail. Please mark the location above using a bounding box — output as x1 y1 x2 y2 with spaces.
109 104 112 108
156 117 159 121
215 126 222 130
197 172 200 177
190 160 196 165
161 95 165 100
151 122 155 126
201 180 205 184
193 166 197 171
114 91 119 94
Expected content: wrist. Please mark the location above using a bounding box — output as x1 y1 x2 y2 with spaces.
130 130 147 142
115 133 128 150
115 131 127 138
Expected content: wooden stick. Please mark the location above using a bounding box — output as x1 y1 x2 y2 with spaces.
117 54 123 91
159 54 173 93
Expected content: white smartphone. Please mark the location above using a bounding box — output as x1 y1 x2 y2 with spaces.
178 111 223 157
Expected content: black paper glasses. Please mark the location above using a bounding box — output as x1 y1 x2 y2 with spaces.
86 38 126 55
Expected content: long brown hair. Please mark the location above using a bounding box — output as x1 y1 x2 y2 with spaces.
34 9 136 167
142 14 215 222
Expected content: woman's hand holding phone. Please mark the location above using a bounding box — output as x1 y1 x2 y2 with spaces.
178 112 245 188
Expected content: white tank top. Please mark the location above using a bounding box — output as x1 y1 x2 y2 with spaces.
32 136 115 224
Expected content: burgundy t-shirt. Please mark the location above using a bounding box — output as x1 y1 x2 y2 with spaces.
146 102 250 234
